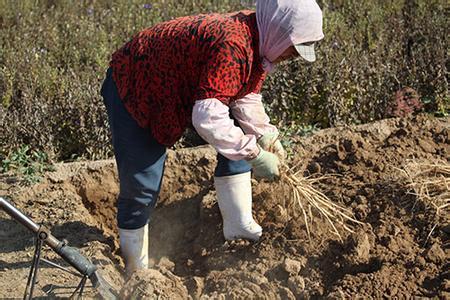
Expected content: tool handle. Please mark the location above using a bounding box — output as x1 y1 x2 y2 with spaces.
56 245 97 277
0 197 39 232
1 197 96 276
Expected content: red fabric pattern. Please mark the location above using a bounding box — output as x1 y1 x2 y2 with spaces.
110 11 266 146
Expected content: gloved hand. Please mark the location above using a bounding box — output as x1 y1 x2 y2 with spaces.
258 132 286 160
248 148 280 180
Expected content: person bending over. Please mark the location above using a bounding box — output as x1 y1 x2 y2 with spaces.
101 0 324 275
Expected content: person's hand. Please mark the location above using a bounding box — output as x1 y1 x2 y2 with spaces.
248 148 280 181
258 132 286 160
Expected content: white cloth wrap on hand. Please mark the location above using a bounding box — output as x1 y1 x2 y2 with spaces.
192 94 278 161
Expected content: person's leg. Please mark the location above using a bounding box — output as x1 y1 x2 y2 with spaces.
213 110 252 178
214 153 262 241
101 68 166 274
214 153 251 177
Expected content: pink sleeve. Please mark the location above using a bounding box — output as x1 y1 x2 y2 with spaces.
192 99 260 161
229 93 278 138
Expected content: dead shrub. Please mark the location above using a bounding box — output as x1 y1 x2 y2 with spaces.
385 87 423 118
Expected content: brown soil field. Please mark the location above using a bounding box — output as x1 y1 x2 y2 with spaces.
1 114 449 299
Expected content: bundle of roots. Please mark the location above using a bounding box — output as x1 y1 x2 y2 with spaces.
277 163 364 241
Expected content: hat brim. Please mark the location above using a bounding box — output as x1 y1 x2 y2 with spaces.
294 43 316 62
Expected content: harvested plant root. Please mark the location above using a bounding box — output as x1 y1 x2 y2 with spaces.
278 163 364 241
400 160 450 218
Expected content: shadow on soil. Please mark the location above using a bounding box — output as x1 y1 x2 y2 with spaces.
0 219 114 255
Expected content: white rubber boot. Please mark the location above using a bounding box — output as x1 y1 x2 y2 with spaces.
214 172 262 241
119 224 149 276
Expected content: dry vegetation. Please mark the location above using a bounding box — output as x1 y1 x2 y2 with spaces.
399 160 450 219
1 0 448 164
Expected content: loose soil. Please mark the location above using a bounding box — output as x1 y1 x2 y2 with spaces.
1 114 449 299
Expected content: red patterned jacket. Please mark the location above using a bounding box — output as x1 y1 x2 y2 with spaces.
110 11 266 146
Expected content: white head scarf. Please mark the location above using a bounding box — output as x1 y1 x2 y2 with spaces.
256 0 324 72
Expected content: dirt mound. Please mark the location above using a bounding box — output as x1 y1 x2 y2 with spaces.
0 114 448 298
121 268 189 299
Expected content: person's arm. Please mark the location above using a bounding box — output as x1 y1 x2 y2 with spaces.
192 98 280 180
192 38 279 178
229 92 278 138
192 98 260 161
230 93 286 160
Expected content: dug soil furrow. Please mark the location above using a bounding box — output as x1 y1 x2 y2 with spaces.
1 114 448 298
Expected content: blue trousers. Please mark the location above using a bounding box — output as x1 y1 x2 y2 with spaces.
101 68 251 229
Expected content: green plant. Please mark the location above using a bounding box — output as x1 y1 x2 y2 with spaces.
422 96 449 117
278 123 321 159
1 145 54 184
